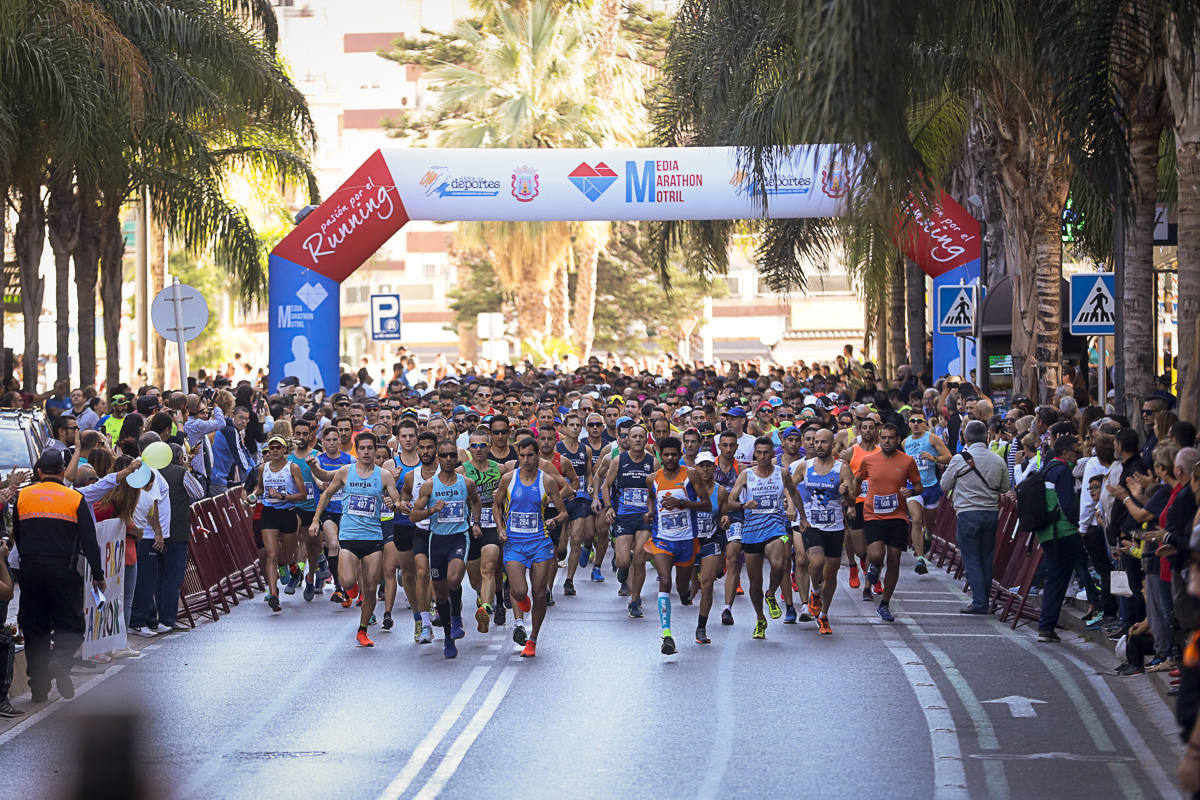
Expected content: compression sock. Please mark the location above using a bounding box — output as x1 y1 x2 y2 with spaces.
328 553 341 589
658 591 672 636
450 587 463 617
436 600 452 639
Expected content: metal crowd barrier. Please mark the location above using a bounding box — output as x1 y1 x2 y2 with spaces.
929 493 1044 629
176 488 266 627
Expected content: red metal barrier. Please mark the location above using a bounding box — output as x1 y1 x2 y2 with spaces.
176 488 268 624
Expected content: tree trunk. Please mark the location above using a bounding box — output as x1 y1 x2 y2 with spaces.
74 186 100 389
514 271 549 344
47 169 80 384
454 258 478 361
150 215 167 387
1123 117 1164 430
887 256 906 378
873 300 888 381
905 258 926 376
1166 19 1200 424
15 180 46 392
549 259 570 341
572 236 600 359
1031 215 1065 401
100 202 126 393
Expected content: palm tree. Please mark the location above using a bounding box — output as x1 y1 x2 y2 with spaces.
411 0 643 342
47 168 80 383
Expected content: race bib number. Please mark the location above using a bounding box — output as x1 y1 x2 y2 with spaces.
480 506 494 527
345 494 378 517
658 510 690 535
750 493 778 513
873 493 899 515
809 505 836 527
857 478 869 499
620 487 648 509
303 481 316 500
509 511 539 534
438 500 466 524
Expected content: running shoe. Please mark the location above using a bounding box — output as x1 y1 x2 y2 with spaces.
798 611 813 622
862 583 873 601
377 583 385 601
721 608 734 626
848 565 861 589
267 594 281 613
476 605 491 633
1115 663 1143 676
0 698 24 719
1038 628 1061 643
695 625 710 644
617 581 630 597
872 580 884 596
520 639 537 658
679 591 693 606
340 592 353 609
616 566 629 585
808 590 822 617
866 563 880 587
735 584 744 596
591 566 605 582
419 625 434 644
581 543 592 568
1084 610 1105 629
783 605 797 624
414 619 423 642
331 589 347 605
368 614 377 626
628 600 644 618
791 574 799 593
502 580 512 609
661 635 677 655
915 557 929 575
493 603 506 626
817 616 833 635
283 570 302 595
513 622 528 646
752 619 767 639
516 594 532 613
444 640 458 659
303 576 315 602
315 559 331 586
382 613 394 631
450 616 465 640
356 629 374 647
563 579 576 596
876 603 895 622
765 594 782 619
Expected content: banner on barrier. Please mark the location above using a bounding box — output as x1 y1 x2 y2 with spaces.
83 519 127 659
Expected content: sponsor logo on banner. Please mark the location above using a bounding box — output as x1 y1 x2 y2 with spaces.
625 160 704 203
568 161 618 201
820 160 849 198
511 166 540 202
729 169 812 196
271 149 408 284
276 282 328 330
894 190 981 279
419 166 501 198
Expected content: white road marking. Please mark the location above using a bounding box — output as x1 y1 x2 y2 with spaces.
375 666 491 800
980 695 1046 718
480 654 497 662
413 667 518 799
0 665 126 747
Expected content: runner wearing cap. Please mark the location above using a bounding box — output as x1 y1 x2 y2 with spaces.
690 450 727 643
902 414 952 576
581 412 611 583
779 425 810 624
256 434 307 612
722 406 757 465
101 394 130 445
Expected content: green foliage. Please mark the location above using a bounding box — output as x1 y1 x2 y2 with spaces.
591 223 721 355
447 249 510 329
168 250 229 371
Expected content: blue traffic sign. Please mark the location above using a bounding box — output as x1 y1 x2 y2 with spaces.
370 294 403 340
936 284 977 335
1068 273 1115 336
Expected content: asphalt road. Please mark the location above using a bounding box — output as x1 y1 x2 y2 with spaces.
0 553 1186 800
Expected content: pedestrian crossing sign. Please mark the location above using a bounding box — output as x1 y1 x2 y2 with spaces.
936 284 978 335
1069 273 1116 336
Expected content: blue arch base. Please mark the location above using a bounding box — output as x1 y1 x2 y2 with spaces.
268 254 342 395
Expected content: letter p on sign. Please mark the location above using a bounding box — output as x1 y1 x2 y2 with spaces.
370 294 403 340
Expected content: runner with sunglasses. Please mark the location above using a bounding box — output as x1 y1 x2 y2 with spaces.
841 413 881 598
256 435 308 612
902 414 952 575
463 428 504 632
582 412 611 583
386 418 425 640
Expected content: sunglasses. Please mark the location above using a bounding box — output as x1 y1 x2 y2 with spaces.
909 418 925 424
469 443 489 449
587 422 604 427
492 428 510 435
438 452 457 459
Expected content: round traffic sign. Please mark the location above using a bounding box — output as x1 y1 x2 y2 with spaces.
150 282 209 342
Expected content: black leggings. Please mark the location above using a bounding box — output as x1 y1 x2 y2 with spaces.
1082 525 1117 615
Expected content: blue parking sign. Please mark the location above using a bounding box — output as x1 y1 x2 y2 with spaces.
1068 273 1115 336
370 294 403 340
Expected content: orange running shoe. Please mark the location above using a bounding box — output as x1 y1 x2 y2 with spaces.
356 629 374 647
346 583 360 600
475 605 491 633
516 594 532 613
520 639 537 657
848 565 860 589
341 593 354 609
872 580 883 595
817 616 832 635
808 590 821 617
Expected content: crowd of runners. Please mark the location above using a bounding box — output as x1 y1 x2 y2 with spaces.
216 351 965 659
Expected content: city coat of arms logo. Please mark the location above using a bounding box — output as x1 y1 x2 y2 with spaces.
511 166 539 202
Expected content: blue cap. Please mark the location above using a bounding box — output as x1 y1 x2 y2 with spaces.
768 396 783 407
452 405 469 414
616 416 634 427
722 407 747 418
780 425 801 439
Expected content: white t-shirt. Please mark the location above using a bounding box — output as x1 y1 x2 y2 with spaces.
734 433 757 465
133 470 172 540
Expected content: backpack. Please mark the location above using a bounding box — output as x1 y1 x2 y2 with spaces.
1015 466 1061 532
